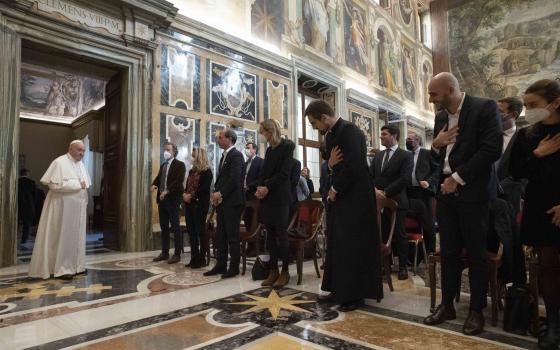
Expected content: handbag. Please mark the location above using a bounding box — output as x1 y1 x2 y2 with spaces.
251 255 270 281
503 285 531 335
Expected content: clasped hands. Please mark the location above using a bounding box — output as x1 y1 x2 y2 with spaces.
211 192 222 206
150 185 168 201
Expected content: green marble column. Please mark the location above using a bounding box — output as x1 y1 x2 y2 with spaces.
0 13 20 267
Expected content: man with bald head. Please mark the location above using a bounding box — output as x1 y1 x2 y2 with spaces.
423 73 502 335
29 140 91 280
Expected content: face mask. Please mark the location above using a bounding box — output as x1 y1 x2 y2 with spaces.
244 149 252 157
163 151 172 160
405 141 414 151
524 105 551 125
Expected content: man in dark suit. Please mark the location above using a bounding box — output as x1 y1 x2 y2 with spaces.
495 96 527 286
242 142 263 226
289 157 302 219
18 168 37 244
372 125 413 280
306 100 383 311
151 142 186 264
424 72 502 335
405 131 439 253
204 128 245 278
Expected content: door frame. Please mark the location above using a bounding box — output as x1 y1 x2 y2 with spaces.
0 3 156 266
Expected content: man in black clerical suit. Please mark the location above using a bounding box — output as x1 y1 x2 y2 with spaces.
204 128 245 278
305 100 383 311
424 73 502 336
372 125 413 280
18 168 37 244
151 142 186 264
405 131 439 254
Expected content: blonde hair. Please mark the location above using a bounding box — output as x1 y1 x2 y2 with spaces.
259 119 282 146
191 148 210 172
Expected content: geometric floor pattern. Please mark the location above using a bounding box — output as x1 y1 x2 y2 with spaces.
0 251 539 349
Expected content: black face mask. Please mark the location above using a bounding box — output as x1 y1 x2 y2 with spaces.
405 141 414 151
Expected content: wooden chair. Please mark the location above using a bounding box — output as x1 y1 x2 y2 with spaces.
405 214 428 275
288 199 324 285
240 200 263 275
428 244 503 326
377 197 398 292
203 207 216 266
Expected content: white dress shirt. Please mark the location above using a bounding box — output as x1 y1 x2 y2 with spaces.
503 124 516 154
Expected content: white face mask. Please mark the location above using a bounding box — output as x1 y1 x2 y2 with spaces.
163 151 172 160
244 148 253 157
524 104 551 125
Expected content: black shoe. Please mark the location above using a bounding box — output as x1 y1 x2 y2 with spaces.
153 254 169 262
203 265 227 276
463 310 485 335
75 269 87 276
424 304 456 325
317 293 336 304
221 269 239 278
189 260 205 269
338 300 364 312
398 268 409 280
167 255 181 264
57 274 74 281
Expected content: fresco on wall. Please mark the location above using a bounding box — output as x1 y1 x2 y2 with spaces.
402 43 417 102
448 0 560 99
302 0 331 56
210 61 257 122
160 45 201 111
159 113 200 168
264 79 289 129
20 65 106 124
350 111 373 147
376 26 400 96
397 0 416 38
421 60 433 111
251 0 284 47
206 122 257 179
343 0 368 75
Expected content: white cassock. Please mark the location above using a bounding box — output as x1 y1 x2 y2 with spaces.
29 154 91 279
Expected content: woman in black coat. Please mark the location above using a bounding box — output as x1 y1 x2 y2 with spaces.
183 148 213 268
509 79 560 349
253 119 295 288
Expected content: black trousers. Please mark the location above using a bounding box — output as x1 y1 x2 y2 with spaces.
408 187 436 253
437 194 489 311
158 195 183 256
216 204 243 271
185 203 209 261
265 205 290 269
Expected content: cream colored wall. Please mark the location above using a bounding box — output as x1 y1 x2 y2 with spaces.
18 119 73 192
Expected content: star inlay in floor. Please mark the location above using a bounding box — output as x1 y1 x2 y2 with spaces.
229 289 315 320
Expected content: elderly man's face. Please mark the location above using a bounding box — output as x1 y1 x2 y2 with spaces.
69 143 85 161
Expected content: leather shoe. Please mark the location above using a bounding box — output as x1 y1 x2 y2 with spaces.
153 254 169 262
317 293 336 304
424 304 456 325
338 300 364 312
398 268 409 280
167 255 181 264
203 265 226 276
221 269 239 278
462 310 485 335
58 274 74 281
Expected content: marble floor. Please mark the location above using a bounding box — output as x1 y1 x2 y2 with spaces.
0 251 539 349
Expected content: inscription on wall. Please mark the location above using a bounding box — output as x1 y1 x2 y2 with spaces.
34 0 123 35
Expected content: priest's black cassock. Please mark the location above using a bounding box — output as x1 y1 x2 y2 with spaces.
322 118 383 303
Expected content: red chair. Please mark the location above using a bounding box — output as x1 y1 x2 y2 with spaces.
240 200 263 275
405 214 428 275
377 197 398 292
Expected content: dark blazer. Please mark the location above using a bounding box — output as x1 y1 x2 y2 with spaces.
214 148 245 207
432 95 503 202
152 158 186 203
411 148 440 195
372 147 413 209
290 158 302 205
243 155 264 197
184 168 213 208
18 177 37 222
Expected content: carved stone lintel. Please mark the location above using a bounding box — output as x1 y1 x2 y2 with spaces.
123 33 158 50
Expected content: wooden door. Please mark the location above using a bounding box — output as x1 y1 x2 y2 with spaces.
102 72 124 250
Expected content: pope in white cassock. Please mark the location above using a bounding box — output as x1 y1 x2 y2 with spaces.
28 140 91 280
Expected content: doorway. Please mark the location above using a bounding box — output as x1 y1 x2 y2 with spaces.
16 40 125 262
